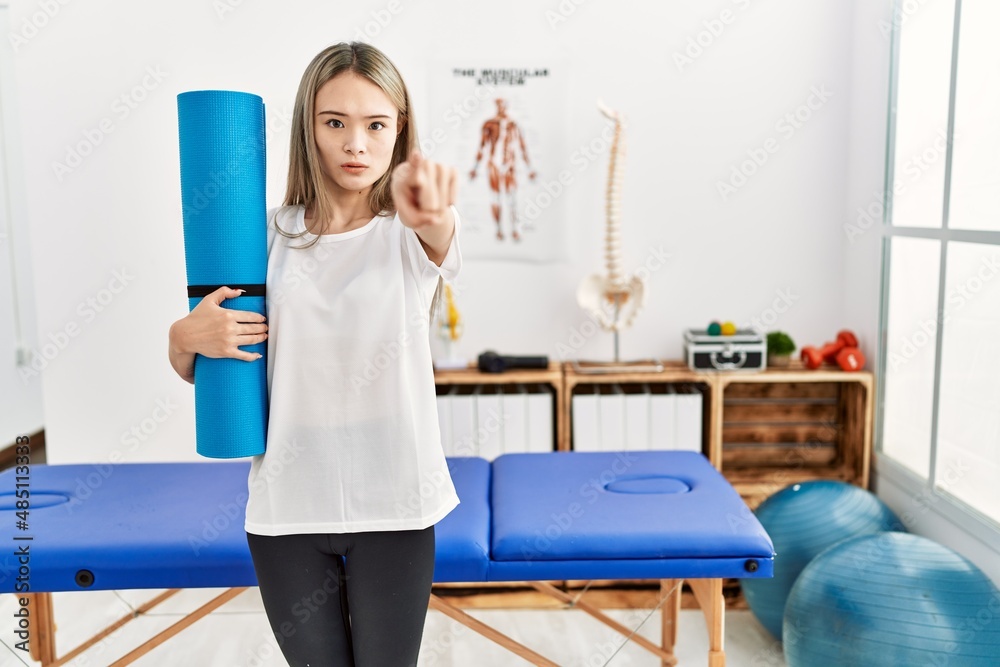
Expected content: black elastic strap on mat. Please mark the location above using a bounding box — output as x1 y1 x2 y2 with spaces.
187 284 266 298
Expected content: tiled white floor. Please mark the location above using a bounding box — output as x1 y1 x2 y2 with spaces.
0 587 785 666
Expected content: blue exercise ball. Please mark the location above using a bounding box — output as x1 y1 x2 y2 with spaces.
741 480 902 639
784 532 1000 666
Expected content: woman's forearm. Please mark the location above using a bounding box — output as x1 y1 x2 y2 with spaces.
168 321 196 385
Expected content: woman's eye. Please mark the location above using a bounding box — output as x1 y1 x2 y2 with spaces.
326 119 343 128
370 122 385 130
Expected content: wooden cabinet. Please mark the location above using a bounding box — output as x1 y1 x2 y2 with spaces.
710 360 874 508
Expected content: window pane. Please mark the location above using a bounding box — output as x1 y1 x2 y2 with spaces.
948 0 1000 232
882 237 941 477
935 242 1000 522
889 0 955 228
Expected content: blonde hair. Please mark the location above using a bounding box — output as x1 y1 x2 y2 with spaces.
278 41 446 322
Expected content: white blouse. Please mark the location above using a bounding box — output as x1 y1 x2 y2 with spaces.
243 203 462 535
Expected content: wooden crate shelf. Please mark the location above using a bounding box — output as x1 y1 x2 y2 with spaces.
711 359 874 493
432 360 563 386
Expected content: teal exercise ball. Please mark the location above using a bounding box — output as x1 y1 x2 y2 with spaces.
784 532 1000 666
741 480 903 639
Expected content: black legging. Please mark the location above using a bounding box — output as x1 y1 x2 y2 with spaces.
245 525 435 667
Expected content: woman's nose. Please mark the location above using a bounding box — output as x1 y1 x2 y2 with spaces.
344 129 367 155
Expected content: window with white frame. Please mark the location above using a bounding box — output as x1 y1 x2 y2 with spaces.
880 0 1000 527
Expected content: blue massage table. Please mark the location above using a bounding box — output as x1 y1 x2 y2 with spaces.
0 451 773 666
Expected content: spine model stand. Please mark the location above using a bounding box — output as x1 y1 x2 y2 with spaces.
576 100 647 362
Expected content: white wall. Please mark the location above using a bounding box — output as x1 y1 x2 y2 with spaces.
0 2 44 448
842 0 891 359
7 0 859 464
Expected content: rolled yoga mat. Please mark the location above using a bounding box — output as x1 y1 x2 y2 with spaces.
177 90 268 458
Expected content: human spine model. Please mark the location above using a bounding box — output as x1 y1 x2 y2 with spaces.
576 100 647 336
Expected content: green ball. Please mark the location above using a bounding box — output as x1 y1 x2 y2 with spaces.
707 322 722 336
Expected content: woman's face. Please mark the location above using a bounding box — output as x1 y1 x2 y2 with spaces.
313 71 399 196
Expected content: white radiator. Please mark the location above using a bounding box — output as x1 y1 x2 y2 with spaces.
436 383 554 459
572 383 703 452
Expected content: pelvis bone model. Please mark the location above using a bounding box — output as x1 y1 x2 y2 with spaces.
576 100 647 333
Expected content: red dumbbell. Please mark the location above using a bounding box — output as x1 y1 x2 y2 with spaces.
835 346 866 371
800 330 859 369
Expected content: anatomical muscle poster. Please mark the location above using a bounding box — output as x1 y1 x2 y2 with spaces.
425 59 569 262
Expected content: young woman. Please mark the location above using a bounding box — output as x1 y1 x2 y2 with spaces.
168 41 462 666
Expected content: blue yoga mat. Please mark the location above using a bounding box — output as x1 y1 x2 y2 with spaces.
177 90 268 458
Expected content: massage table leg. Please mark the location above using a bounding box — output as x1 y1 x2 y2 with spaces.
21 588 244 667
660 579 681 667
428 594 560 666
688 578 726 667
108 587 247 666
529 581 678 663
430 578 724 667
64 590 182 666
25 592 56 665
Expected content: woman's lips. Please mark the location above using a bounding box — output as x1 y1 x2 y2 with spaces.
341 165 367 173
